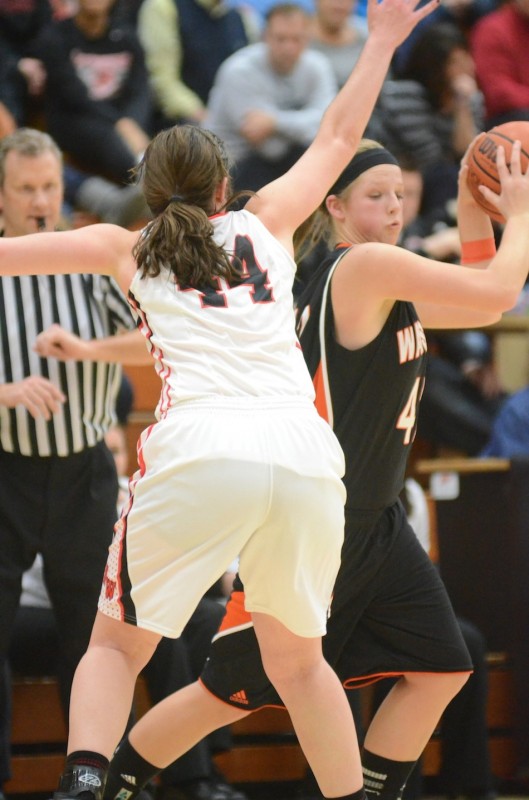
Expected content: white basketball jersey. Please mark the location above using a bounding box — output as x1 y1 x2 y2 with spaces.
129 210 314 417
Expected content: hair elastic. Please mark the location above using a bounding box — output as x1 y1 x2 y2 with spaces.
327 148 399 197
169 194 186 204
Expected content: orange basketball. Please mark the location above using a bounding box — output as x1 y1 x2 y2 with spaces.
466 121 529 224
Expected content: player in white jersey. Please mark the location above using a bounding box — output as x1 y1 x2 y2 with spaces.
0 2 438 799
128 209 316 408
104 205 346 640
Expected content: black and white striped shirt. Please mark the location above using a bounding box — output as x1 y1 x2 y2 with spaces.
0 273 135 457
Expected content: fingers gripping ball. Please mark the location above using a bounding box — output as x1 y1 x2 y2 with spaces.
467 121 529 223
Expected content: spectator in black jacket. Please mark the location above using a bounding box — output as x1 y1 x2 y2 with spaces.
138 0 259 131
35 0 153 185
0 0 52 125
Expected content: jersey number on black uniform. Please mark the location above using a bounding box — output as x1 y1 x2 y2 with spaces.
396 376 425 445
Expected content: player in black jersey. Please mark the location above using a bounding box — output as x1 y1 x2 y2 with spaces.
101 140 529 800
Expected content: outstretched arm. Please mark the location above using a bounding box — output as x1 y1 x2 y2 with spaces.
250 0 439 242
0 224 138 295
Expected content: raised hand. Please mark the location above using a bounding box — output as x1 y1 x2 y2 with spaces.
367 0 440 48
480 141 529 221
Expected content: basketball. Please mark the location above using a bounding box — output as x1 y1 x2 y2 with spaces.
466 121 529 223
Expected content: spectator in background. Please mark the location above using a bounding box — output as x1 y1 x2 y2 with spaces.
390 0 498 79
0 37 150 230
398 152 462 262
0 0 51 126
417 330 507 456
470 0 529 128
408 292 508 461
113 0 146 27
217 0 354 230
308 0 368 88
138 0 259 131
0 48 20 137
34 0 153 186
481 384 529 457
367 22 483 217
206 2 337 190
0 54 17 139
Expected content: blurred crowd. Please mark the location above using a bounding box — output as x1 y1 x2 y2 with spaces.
2 0 529 798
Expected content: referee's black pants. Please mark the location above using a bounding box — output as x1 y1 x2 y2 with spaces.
0 442 118 713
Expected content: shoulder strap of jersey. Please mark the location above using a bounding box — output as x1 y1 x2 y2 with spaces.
296 247 351 428
316 248 351 428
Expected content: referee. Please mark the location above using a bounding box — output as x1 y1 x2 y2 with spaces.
0 127 137 767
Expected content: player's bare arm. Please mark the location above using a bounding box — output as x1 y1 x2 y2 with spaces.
251 0 440 242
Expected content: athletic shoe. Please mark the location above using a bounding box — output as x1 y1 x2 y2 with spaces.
54 765 107 800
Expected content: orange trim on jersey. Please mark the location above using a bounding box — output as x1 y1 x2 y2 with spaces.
199 677 239 707
128 292 173 418
198 677 287 711
136 423 155 477
343 668 473 690
217 590 252 633
313 362 329 422
104 423 155 622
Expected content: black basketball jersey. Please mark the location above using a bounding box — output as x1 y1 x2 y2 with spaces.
295 246 427 511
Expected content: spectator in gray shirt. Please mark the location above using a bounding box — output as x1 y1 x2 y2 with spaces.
309 0 368 89
205 3 337 190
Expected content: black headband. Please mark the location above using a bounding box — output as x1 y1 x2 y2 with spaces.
327 148 399 197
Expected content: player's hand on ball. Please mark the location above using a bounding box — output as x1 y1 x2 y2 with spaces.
480 141 529 221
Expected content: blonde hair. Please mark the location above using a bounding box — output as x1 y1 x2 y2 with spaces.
294 139 383 264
